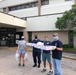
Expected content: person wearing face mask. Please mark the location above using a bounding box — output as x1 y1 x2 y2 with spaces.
41 35 53 75
52 33 63 75
32 35 41 68
16 36 26 67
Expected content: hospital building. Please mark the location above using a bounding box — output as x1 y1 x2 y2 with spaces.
0 0 76 47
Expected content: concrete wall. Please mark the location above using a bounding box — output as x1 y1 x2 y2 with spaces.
9 7 38 18
32 31 68 44
0 0 37 8
7 1 73 18
0 0 66 8
41 1 73 15
26 14 63 31
0 12 26 28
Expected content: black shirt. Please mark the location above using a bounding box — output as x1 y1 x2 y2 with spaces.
52 40 63 60
32 39 41 52
43 40 51 53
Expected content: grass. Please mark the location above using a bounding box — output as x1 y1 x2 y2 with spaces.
63 48 76 54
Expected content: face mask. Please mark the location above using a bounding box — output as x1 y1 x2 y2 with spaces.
21 38 24 40
53 36 59 41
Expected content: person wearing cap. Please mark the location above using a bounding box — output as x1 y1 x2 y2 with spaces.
41 35 53 75
16 36 26 67
32 35 41 68
52 33 63 75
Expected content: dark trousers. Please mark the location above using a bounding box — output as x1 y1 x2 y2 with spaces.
33 51 41 65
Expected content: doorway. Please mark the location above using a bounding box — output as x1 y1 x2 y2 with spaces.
28 32 32 42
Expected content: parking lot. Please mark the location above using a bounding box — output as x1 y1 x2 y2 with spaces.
0 48 76 75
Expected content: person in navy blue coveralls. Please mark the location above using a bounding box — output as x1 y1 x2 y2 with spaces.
41 35 53 75
52 33 63 75
32 35 41 68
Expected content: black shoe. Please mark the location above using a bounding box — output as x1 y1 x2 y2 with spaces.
47 71 53 75
38 64 40 68
18 63 21 66
33 64 37 67
22 64 25 67
41 69 46 73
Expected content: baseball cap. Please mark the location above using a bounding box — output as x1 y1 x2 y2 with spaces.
53 33 58 37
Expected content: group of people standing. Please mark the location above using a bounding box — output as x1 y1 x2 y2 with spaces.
16 33 63 75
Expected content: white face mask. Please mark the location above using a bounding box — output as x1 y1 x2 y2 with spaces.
53 36 59 41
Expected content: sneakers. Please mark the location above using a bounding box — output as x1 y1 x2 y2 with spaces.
47 71 53 75
41 69 53 75
33 64 37 67
41 69 46 73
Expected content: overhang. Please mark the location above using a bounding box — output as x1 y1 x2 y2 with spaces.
0 11 26 28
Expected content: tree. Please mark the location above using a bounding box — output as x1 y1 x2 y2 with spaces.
55 5 76 47
55 5 76 31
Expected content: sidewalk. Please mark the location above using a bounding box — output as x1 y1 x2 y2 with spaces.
62 52 76 60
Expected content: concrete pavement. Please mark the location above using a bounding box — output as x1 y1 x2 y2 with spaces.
0 47 76 75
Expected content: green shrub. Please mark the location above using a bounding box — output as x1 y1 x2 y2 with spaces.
63 44 74 48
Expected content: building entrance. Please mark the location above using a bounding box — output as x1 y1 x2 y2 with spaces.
0 28 16 47
0 34 7 46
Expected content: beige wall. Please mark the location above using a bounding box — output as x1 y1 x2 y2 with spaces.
0 12 26 28
32 31 68 44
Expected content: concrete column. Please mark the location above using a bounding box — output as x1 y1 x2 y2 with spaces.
6 7 9 14
74 35 76 48
38 0 41 16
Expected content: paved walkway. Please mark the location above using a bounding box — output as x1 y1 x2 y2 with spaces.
0 47 76 75
63 52 76 60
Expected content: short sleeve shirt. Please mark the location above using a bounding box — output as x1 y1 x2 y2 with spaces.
52 40 63 60
43 41 51 53
18 40 26 50
32 39 41 52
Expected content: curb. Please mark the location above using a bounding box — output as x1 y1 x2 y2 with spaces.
26 49 76 60
1 47 76 60
62 56 76 60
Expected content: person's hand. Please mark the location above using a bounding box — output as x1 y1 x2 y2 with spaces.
52 46 56 50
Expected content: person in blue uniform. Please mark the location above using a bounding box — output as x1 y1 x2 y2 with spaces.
52 33 63 75
32 35 41 68
41 35 53 75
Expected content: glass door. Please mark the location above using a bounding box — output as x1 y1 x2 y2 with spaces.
0 34 8 46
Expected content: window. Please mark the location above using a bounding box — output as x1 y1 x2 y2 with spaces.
3 8 6 13
65 0 72 1
8 0 49 11
41 0 49 5
9 1 38 11
31 2 38 7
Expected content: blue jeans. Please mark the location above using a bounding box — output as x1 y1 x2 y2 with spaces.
52 58 62 75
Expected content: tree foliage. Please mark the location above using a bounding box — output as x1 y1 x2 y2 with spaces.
55 5 76 30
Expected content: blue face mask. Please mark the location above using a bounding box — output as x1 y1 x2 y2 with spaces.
53 36 59 41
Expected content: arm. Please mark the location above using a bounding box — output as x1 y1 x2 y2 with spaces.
56 41 63 51
56 47 63 51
